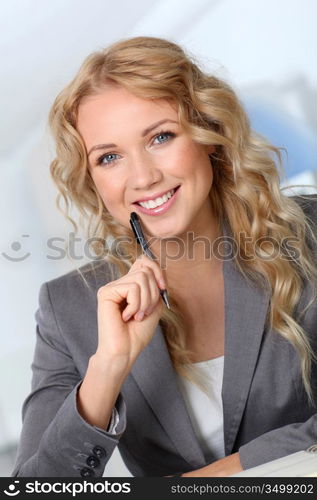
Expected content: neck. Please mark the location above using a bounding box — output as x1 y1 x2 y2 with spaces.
149 214 223 286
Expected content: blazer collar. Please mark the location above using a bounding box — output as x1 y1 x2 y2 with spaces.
129 219 271 466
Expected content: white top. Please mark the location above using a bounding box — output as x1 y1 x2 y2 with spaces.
176 355 225 462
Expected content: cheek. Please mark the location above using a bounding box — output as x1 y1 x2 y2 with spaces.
197 147 213 177
165 146 196 178
204 161 214 186
91 174 123 209
187 149 214 186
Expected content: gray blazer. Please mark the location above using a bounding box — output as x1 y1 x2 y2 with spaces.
12 195 317 477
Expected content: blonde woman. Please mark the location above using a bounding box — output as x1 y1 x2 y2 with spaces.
13 37 317 477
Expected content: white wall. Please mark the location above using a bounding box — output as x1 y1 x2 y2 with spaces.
1 0 317 476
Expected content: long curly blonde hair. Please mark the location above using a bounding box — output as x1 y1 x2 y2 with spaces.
49 36 317 405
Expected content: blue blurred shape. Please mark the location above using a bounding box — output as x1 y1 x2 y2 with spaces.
243 99 317 177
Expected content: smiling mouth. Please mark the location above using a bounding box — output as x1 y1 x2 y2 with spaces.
134 186 180 209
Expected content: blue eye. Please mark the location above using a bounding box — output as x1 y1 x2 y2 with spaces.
95 131 175 166
97 153 120 166
153 131 175 144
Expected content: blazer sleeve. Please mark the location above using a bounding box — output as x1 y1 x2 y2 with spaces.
238 413 317 470
12 282 127 477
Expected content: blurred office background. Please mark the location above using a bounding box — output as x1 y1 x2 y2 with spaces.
1 0 317 476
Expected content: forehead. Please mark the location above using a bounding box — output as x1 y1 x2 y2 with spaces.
77 86 178 131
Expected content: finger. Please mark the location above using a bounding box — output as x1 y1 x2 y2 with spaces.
124 267 161 318
98 282 141 311
128 263 163 316
135 269 153 319
130 254 166 289
122 271 152 321
144 267 161 315
97 282 140 324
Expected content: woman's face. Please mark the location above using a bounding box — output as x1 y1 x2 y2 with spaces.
77 85 215 240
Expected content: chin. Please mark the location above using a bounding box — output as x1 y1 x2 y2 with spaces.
151 226 186 241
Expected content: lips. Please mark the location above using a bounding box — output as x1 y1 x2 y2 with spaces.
133 185 180 216
133 186 180 205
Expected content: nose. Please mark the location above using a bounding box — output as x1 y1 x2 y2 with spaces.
128 153 163 191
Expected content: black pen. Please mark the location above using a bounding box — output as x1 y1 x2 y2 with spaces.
129 212 171 309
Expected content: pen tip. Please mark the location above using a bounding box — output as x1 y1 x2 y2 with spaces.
162 289 171 309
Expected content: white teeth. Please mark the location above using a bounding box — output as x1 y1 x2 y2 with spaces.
139 189 175 209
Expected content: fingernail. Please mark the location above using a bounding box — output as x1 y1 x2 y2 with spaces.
159 279 166 289
123 313 131 321
136 311 144 321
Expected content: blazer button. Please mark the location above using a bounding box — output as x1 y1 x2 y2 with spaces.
86 455 100 468
93 446 106 459
80 467 95 477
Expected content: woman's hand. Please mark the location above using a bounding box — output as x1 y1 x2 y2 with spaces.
95 254 166 375
180 452 243 477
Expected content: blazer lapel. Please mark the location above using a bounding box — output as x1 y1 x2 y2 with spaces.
221 223 271 455
131 325 206 468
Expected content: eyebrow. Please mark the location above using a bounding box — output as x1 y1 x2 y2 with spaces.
87 118 178 156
